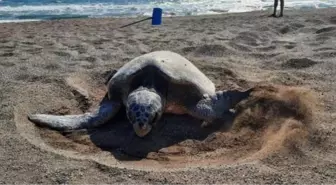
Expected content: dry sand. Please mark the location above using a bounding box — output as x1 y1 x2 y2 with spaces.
1 8 336 184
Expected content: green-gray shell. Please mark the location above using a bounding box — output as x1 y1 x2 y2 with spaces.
107 50 216 98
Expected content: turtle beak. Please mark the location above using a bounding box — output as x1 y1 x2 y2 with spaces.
133 123 152 137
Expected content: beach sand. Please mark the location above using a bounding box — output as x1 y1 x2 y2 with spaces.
1 8 336 184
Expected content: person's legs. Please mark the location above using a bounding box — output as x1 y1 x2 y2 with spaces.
269 0 278 17
279 0 284 17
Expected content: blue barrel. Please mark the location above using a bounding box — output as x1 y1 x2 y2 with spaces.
152 8 162 25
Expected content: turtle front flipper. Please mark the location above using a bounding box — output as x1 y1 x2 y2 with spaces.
28 95 121 131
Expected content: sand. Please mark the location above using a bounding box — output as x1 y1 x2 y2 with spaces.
1 8 336 184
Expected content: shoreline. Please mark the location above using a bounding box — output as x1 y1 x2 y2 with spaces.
0 6 335 24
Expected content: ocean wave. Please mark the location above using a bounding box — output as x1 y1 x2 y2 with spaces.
0 0 335 22
0 19 42 23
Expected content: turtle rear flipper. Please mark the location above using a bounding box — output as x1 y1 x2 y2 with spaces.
190 88 253 124
28 96 121 131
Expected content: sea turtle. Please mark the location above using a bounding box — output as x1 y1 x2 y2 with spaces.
28 50 253 137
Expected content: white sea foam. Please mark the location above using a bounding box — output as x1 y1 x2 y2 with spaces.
0 19 42 23
0 0 335 23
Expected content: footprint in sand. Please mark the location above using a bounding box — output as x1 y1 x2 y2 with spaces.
43 63 61 71
279 23 305 34
284 44 296 49
69 43 96 54
281 58 319 69
85 56 99 63
305 19 325 24
181 44 235 57
53 50 78 58
329 16 336 24
272 40 297 50
23 47 43 54
315 28 336 43
91 38 112 45
315 27 336 34
249 52 282 60
227 42 252 52
256 45 277 52
0 61 15 67
0 51 15 57
233 32 259 46
313 51 336 59
14 73 43 83
313 47 336 52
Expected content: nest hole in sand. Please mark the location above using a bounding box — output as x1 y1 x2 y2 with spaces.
16 73 318 170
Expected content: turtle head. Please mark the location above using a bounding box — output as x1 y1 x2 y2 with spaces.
126 88 163 137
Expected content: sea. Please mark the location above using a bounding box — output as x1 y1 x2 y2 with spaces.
0 0 335 23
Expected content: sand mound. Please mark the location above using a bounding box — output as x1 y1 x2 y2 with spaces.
231 84 317 159
14 72 318 171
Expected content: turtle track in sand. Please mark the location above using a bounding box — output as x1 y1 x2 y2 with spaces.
14 71 318 172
